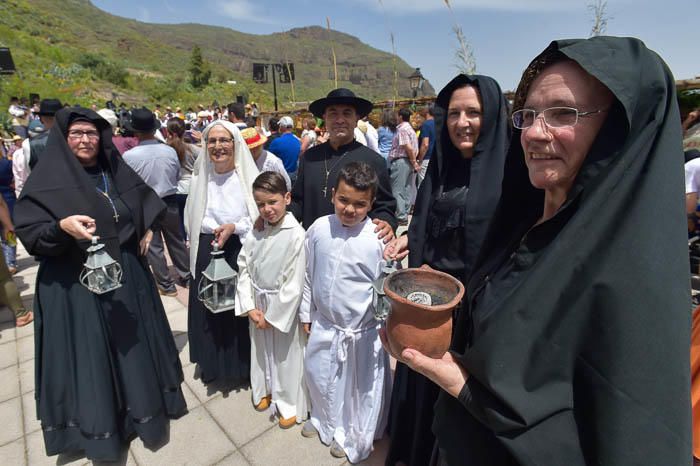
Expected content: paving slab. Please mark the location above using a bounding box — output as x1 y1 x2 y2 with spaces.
130 405 236 465
0 339 18 369
92 448 138 466
0 364 20 402
204 389 277 447
166 308 188 333
240 423 346 466
18 357 35 395
162 295 185 314
174 333 192 369
22 390 41 435
0 397 24 447
16 334 34 363
0 436 26 466
180 379 201 410
25 430 88 466
214 451 250 465
182 364 225 405
357 436 390 466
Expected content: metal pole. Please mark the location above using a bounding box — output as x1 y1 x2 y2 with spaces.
271 64 278 112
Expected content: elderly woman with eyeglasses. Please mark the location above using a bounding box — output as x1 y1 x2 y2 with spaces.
384 37 692 465
15 107 187 461
184 120 259 387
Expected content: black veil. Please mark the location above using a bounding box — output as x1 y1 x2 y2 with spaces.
408 74 510 281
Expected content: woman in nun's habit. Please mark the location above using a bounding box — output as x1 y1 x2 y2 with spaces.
15 107 187 461
384 74 509 466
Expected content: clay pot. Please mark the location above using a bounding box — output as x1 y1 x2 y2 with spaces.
384 265 464 359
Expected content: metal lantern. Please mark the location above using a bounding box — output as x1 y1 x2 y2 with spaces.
79 237 123 294
408 67 425 98
197 243 238 313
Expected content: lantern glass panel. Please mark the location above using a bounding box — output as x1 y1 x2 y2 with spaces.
80 238 123 294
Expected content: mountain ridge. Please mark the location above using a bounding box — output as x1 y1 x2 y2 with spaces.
0 0 435 111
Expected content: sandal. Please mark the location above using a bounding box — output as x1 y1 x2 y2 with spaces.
15 310 33 327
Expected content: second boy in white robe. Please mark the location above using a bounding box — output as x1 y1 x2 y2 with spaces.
300 214 391 463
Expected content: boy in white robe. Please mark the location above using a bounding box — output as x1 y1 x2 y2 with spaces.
299 162 391 463
236 171 307 428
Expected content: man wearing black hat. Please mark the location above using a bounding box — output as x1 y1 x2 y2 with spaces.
123 107 191 296
289 88 397 237
13 98 62 196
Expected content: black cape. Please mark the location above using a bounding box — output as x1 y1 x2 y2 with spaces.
289 140 397 230
386 74 510 466
433 37 692 465
14 108 185 461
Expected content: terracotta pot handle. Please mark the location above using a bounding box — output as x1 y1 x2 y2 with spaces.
419 264 434 271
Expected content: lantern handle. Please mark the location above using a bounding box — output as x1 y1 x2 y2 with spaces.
86 236 106 253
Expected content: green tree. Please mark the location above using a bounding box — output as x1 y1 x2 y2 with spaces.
189 45 211 89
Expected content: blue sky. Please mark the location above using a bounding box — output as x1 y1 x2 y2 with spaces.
92 0 698 94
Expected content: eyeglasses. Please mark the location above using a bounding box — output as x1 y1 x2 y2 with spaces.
207 137 234 147
67 130 100 140
511 107 606 129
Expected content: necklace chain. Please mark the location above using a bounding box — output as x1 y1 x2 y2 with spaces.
322 150 349 198
96 171 119 223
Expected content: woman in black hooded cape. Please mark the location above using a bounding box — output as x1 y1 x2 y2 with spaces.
15 107 187 461
385 75 509 466
399 37 692 465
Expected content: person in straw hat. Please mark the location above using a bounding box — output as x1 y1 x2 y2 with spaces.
241 127 291 191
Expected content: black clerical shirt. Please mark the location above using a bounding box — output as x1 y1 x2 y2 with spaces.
289 140 397 230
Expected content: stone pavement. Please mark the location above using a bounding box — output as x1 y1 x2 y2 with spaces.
0 244 391 465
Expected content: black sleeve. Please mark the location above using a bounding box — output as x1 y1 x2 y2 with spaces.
368 156 397 231
17 219 75 257
289 154 304 222
14 197 77 256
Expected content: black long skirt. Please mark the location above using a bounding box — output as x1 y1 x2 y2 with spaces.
187 233 250 385
34 243 187 461
386 362 441 466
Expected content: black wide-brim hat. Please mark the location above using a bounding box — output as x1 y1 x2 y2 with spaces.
37 98 63 116
124 107 160 133
309 88 373 119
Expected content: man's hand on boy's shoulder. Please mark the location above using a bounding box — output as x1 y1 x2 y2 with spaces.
373 218 394 243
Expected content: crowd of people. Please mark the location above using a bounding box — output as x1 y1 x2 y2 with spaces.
0 35 696 465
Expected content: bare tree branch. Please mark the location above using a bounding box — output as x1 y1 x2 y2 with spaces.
588 0 612 37
326 17 338 89
444 0 477 74
453 25 476 75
